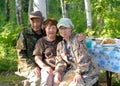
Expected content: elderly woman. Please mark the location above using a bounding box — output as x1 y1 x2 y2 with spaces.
54 18 100 86
33 18 62 86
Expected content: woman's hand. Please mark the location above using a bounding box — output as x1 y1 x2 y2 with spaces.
77 33 86 42
54 72 62 84
33 66 41 76
73 73 82 83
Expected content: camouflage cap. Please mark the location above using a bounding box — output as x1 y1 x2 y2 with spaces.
57 18 74 29
29 11 44 19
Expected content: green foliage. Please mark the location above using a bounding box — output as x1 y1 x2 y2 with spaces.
112 73 120 86
47 0 62 19
9 0 16 22
68 0 86 33
0 23 20 47
91 0 120 38
0 22 23 72
0 58 17 72
0 0 5 26
0 0 28 72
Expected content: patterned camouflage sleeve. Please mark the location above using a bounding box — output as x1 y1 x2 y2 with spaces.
72 34 91 74
55 42 67 74
16 31 28 59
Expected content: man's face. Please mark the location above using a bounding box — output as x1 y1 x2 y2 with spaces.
30 18 42 32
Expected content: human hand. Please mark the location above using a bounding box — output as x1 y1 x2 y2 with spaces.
33 66 41 76
77 33 86 42
54 72 62 84
73 73 82 83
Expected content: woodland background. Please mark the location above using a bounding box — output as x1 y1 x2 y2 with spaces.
0 0 120 85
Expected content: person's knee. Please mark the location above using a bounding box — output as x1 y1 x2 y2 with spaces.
28 71 40 85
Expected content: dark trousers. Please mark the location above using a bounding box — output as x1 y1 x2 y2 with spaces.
93 81 99 86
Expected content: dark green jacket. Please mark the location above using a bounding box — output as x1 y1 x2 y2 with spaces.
16 28 43 72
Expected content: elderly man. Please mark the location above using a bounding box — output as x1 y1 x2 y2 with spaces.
16 11 44 86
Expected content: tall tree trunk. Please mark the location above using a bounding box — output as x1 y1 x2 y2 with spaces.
28 0 33 16
5 0 10 21
15 0 23 25
84 0 92 29
33 0 47 20
60 0 68 18
28 0 33 25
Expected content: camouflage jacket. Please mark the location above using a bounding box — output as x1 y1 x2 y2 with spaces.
16 28 43 72
55 33 99 84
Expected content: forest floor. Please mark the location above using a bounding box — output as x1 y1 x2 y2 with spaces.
0 70 120 86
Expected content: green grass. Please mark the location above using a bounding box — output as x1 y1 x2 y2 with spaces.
0 74 24 84
0 69 119 85
0 58 17 72
99 70 120 86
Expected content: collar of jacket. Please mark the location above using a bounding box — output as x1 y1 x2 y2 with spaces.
23 27 36 36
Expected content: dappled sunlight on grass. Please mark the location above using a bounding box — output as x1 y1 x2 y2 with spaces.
0 71 25 85
99 70 120 86
0 58 17 72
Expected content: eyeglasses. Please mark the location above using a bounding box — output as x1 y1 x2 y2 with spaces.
59 27 68 30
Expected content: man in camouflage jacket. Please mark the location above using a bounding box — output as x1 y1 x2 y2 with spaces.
16 11 44 86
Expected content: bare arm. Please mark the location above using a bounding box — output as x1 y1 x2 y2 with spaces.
35 55 47 69
35 55 54 74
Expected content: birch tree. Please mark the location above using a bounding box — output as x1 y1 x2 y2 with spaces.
33 0 47 20
60 0 68 18
28 0 33 24
84 0 92 29
15 0 23 25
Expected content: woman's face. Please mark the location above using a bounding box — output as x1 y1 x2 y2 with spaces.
30 18 42 32
45 24 57 38
59 26 72 39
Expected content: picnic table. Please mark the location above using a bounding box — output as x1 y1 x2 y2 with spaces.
87 38 120 86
